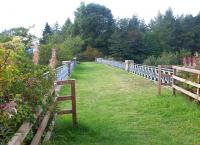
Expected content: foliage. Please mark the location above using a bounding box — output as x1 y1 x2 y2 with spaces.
143 55 158 66
0 35 55 143
0 37 24 100
73 2 114 55
109 17 148 62
40 23 53 44
143 48 192 66
0 27 36 48
149 9 200 55
143 51 181 66
39 3 200 62
39 43 53 65
39 35 83 65
83 47 102 61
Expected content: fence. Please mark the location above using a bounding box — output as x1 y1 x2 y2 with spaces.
96 58 173 84
172 66 200 101
43 60 76 81
96 58 125 70
8 60 77 145
97 58 200 101
56 60 76 81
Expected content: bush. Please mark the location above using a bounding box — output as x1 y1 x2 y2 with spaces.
0 37 55 143
143 55 158 66
83 47 102 61
143 51 180 66
143 49 192 66
39 36 83 65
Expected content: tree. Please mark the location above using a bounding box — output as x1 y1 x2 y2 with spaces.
109 16 148 62
73 2 114 55
52 21 60 33
40 23 53 44
0 27 36 48
150 8 176 52
61 18 73 37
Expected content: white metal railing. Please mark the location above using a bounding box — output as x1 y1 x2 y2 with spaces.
96 58 173 84
96 58 125 69
43 60 76 81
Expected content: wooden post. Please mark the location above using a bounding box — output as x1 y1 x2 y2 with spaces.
68 61 71 76
172 67 177 95
158 65 162 95
56 80 77 127
197 74 200 98
71 80 77 127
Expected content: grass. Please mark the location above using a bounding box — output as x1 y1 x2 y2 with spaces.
49 62 200 145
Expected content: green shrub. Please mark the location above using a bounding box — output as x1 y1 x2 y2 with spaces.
83 47 102 61
143 49 192 66
0 37 55 143
143 55 158 66
143 51 180 66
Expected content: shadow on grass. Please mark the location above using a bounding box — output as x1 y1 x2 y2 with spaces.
50 116 102 145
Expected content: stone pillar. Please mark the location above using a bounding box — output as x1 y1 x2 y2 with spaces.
32 44 39 65
49 48 57 69
73 57 77 66
125 60 134 72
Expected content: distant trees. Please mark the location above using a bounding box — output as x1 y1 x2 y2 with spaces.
38 3 200 64
1 3 200 65
39 21 83 65
143 9 200 65
109 17 148 62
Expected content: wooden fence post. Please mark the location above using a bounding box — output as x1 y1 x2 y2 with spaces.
158 65 161 95
71 80 77 127
172 67 177 95
68 61 71 76
197 74 200 98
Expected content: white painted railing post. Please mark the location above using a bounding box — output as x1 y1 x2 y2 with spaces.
125 60 134 72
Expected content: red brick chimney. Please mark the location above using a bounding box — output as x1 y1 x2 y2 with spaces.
49 48 57 68
32 45 39 65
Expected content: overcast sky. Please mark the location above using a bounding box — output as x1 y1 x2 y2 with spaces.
1 0 200 37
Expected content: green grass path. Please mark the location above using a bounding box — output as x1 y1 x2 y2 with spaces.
50 62 200 145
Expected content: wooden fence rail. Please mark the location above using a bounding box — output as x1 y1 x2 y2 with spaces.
8 90 55 145
172 66 200 101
